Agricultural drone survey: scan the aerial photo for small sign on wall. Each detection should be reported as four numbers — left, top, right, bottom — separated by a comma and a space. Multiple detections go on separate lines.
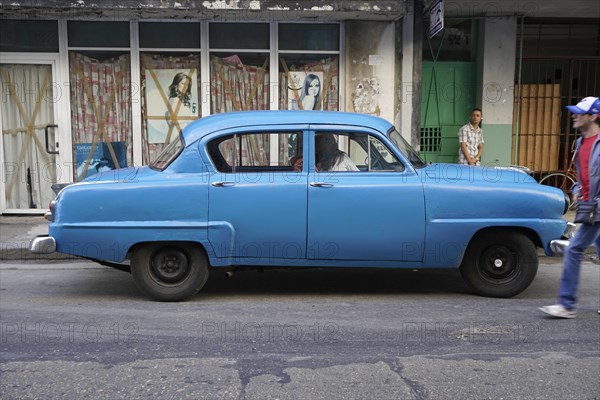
429, 0, 444, 39
368, 55, 384, 66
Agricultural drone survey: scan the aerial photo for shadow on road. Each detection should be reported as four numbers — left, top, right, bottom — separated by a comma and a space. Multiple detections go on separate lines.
200, 267, 472, 298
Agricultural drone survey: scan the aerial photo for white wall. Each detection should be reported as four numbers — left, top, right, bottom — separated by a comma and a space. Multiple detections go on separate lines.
477, 16, 517, 165
478, 16, 517, 124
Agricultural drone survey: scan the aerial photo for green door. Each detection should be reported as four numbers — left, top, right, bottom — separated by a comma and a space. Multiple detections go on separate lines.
421, 61, 476, 163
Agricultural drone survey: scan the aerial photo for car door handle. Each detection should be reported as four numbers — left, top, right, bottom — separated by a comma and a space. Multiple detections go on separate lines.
211, 181, 235, 187
310, 182, 334, 188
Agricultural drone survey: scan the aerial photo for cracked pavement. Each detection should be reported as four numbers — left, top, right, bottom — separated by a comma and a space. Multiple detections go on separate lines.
1, 261, 599, 399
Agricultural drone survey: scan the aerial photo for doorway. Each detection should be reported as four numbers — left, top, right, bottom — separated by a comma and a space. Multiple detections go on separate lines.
421, 61, 476, 163
0, 59, 65, 213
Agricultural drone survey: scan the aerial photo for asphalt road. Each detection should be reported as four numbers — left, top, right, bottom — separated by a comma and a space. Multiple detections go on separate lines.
1, 259, 599, 400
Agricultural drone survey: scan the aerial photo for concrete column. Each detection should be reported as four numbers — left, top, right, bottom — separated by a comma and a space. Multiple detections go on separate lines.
398, 2, 414, 144
396, 0, 423, 149
478, 16, 517, 166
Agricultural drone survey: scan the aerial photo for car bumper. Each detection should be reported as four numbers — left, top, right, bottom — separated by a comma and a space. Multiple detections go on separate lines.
30, 235, 56, 254
549, 222, 577, 256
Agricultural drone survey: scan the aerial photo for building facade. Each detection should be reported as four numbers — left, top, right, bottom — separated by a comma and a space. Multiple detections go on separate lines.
0, 0, 598, 213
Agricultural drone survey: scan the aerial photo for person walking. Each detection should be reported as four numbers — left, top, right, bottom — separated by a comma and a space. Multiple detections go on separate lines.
540, 96, 600, 318
458, 108, 484, 165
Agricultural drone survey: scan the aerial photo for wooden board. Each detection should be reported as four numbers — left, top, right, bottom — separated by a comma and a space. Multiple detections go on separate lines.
513, 83, 561, 172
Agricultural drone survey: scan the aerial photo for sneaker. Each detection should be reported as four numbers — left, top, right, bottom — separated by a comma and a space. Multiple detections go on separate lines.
539, 304, 576, 319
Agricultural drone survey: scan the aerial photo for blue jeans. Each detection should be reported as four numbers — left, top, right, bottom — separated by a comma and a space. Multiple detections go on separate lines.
558, 223, 600, 310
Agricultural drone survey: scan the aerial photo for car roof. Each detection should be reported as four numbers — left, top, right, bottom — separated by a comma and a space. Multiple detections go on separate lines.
181, 110, 394, 144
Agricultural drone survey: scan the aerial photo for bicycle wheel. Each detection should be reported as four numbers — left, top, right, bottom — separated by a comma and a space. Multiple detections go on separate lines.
538, 172, 577, 210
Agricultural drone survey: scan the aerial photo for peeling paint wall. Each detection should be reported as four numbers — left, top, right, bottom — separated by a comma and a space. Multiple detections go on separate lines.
0, 1, 405, 20
345, 21, 397, 124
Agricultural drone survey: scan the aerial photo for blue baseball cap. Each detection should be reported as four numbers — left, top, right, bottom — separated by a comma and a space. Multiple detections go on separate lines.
566, 97, 600, 115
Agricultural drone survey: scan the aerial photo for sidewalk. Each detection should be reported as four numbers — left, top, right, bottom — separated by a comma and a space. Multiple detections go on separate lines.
0, 215, 71, 261
0, 211, 595, 262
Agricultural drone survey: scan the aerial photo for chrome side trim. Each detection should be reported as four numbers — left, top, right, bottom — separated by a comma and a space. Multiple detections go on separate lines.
30, 235, 56, 254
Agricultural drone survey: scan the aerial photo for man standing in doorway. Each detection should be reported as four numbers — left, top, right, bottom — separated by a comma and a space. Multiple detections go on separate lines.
540, 96, 600, 319
458, 108, 484, 165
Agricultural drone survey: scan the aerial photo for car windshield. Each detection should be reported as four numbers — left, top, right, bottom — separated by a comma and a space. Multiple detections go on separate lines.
388, 128, 426, 168
150, 135, 184, 171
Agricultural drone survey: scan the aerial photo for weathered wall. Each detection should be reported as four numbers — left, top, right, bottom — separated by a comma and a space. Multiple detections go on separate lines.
476, 16, 517, 166
0, 0, 405, 20
345, 20, 397, 124
399, 0, 423, 149
397, 7, 413, 143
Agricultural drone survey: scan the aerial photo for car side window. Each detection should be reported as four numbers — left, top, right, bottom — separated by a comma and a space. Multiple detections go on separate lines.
315, 132, 404, 172
208, 132, 303, 173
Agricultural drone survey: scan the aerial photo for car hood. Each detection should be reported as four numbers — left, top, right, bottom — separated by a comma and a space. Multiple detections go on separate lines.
422, 162, 568, 220
423, 163, 536, 185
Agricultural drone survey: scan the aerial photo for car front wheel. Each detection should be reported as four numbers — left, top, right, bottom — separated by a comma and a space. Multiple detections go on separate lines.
131, 242, 209, 301
460, 231, 538, 298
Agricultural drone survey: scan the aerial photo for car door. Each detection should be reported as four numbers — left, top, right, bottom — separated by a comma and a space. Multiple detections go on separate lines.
207, 128, 308, 261
307, 126, 426, 262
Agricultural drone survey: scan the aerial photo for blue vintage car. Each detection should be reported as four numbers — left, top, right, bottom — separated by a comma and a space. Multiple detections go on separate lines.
31, 111, 570, 301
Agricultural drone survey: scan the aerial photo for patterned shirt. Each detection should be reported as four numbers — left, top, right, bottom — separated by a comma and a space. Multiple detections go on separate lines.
458, 123, 484, 165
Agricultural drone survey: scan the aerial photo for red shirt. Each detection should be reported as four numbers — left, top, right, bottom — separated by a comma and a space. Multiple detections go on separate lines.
578, 133, 598, 201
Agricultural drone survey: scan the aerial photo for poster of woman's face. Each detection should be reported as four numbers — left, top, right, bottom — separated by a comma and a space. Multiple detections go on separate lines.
287, 71, 323, 111
146, 69, 199, 144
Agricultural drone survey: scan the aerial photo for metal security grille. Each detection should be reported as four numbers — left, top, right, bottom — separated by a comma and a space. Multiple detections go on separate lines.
513, 20, 600, 175
420, 127, 442, 152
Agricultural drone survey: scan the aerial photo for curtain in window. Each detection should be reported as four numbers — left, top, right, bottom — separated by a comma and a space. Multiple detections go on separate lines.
211, 55, 270, 166
219, 134, 270, 167
0, 64, 56, 209
210, 55, 270, 113
69, 52, 132, 181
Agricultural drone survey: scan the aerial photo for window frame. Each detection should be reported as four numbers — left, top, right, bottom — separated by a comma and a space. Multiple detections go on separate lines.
207, 130, 304, 173
314, 131, 405, 173
277, 22, 343, 112
2, 19, 343, 185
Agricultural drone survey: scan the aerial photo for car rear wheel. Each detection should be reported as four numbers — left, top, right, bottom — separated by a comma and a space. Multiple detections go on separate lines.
460, 231, 538, 298
131, 242, 209, 301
